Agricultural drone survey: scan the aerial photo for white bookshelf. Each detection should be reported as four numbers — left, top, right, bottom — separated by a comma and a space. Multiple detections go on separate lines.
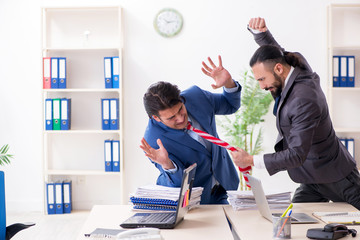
41, 6, 124, 212
328, 4, 360, 166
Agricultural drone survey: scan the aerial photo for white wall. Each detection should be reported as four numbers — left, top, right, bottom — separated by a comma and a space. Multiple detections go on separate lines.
0, 0, 358, 212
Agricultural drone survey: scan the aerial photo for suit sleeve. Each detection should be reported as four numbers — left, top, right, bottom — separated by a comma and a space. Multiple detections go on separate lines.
249, 28, 285, 51
152, 154, 184, 187
201, 82, 241, 115
264, 96, 322, 175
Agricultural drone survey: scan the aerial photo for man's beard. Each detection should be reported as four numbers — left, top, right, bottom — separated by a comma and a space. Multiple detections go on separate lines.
270, 73, 283, 98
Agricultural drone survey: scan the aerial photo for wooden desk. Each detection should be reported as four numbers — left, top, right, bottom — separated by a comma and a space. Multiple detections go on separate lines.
77, 205, 234, 240
224, 202, 360, 240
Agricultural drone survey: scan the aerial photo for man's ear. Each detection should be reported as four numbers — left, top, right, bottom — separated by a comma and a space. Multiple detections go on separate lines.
152, 115, 161, 122
273, 63, 284, 75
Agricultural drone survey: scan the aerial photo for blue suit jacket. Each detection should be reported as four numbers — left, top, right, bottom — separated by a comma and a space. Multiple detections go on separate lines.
144, 85, 241, 204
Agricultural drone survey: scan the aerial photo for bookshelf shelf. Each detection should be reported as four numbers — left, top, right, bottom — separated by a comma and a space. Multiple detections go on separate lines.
44, 130, 120, 134
43, 89, 120, 93
42, 6, 124, 213
47, 170, 121, 176
334, 128, 360, 134
43, 47, 121, 51
328, 4, 360, 166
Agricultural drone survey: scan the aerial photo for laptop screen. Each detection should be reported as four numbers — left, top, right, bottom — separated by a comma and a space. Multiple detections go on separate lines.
174, 163, 197, 224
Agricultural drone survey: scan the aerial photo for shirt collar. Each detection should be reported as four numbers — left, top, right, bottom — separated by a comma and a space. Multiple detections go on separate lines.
283, 66, 295, 90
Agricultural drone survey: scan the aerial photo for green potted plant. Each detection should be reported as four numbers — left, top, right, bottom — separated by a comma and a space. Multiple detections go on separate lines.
217, 70, 273, 190
0, 145, 13, 167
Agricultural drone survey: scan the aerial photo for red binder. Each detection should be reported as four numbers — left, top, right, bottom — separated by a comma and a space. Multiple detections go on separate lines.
43, 57, 51, 89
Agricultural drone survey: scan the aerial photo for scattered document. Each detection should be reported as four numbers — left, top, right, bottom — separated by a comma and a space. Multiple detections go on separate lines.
312, 211, 360, 225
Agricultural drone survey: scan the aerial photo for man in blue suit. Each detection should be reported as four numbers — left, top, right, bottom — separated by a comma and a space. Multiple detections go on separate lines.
140, 56, 241, 204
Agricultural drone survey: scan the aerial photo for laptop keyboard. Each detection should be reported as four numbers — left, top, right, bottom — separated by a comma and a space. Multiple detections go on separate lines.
135, 213, 176, 223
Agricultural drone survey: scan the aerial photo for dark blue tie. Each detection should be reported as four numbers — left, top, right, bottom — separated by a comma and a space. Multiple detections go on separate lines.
273, 96, 281, 116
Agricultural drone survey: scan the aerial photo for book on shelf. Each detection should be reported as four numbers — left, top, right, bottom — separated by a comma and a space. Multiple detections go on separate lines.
340, 138, 355, 159
104, 56, 120, 89
44, 98, 71, 131
43, 57, 67, 89
332, 55, 355, 87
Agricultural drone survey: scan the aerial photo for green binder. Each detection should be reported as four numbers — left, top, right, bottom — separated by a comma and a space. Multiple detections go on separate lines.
52, 98, 61, 130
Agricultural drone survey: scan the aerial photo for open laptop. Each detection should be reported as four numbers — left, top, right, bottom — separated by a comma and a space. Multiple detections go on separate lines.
120, 163, 197, 229
247, 174, 318, 224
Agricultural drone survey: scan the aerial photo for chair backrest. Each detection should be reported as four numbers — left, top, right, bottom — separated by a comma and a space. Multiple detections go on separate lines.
0, 171, 6, 240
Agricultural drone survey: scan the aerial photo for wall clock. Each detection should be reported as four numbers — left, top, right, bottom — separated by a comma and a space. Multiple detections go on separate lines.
154, 8, 183, 38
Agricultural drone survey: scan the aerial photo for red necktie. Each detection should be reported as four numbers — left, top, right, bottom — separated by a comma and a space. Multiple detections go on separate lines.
187, 122, 252, 188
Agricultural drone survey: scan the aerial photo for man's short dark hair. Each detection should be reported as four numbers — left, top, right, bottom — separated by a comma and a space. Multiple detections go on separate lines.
143, 81, 184, 118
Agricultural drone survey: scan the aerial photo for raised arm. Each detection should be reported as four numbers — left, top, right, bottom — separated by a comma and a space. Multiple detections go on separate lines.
248, 17, 285, 52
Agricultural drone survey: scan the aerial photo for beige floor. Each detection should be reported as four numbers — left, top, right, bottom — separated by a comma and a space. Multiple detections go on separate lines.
6, 211, 89, 240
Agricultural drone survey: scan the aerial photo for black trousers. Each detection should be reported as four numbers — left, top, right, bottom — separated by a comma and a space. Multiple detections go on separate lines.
209, 184, 228, 204
292, 168, 360, 210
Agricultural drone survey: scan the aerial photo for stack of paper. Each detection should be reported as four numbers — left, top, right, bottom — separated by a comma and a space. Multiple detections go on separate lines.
130, 185, 203, 211
227, 190, 292, 211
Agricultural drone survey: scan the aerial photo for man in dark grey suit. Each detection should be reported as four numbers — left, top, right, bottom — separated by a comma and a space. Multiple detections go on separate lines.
231, 17, 360, 210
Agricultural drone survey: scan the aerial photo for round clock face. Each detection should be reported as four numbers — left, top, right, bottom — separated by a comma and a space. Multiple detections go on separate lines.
154, 8, 183, 38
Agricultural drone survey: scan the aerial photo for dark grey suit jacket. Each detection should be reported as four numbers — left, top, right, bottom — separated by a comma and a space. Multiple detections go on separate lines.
252, 30, 356, 184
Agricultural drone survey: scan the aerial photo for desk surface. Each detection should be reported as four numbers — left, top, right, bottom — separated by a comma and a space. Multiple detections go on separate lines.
224, 202, 360, 240
77, 205, 234, 240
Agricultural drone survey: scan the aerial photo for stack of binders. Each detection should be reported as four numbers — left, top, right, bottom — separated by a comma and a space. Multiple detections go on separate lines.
333, 55, 355, 87
101, 98, 119, 130
45, 98, 71, 130
104, 139, 120, 172
129, 185, 203, 211
43, 57, 67, 89
46, 181, 72, 214
340, 138, 355, 159
104, 56, 120, 88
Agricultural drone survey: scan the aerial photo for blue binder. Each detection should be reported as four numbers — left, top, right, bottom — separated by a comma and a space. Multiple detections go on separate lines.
340, 138, 347, 149
104, 57, 112, 88
104, 140, 112, 172
101, 99, 110, 130
60, 98, 71, 130
110, 98, 119, 130
339, 56, 347, 87
55, 182, 64, 214
112, 140, 120, 172
347, 56, 355, 87
58, 57, 67, 88
45, 98, 53, 130
0, 171, 6, 240
347, 138, 355, 159
112, 56, 120, 88
332, 56, 340, 87
46, 182, 56, 215
62, 181, 72, 214
51, 57, 59, 88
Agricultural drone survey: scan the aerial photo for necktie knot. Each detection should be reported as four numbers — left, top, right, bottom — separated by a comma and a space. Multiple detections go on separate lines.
186, 122, 192, 131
